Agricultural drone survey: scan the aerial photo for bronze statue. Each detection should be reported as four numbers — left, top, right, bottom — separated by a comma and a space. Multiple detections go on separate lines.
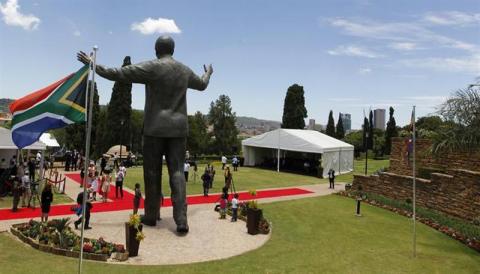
78, 36, 213, 233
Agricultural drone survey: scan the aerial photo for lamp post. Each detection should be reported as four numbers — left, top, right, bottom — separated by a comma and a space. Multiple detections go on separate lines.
364, 132, 369, 175
119, 119, 125, 167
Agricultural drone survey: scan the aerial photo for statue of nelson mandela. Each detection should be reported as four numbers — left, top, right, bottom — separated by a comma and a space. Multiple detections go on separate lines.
78, 36, 213, 233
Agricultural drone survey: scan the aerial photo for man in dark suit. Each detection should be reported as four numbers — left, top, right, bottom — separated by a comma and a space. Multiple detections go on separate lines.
78, 36, 213, 233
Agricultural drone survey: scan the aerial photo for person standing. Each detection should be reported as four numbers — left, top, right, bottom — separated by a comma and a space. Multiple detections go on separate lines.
113, 152, 119, 171
101, 172, 111, 202
41, 183, 53, 222
328, 168, 335, 189
201, 169, 211, 197
21, 172, 31, 208
11, 177, 22, 212
232, 156, 239, 171
100, 156, 107, 175
231, 193, 239, 222
221, 155, 227, 170
224, 166, 233, 193
183, 161, 190, 182
133, 183, 142, 214
27, 158, 36, 183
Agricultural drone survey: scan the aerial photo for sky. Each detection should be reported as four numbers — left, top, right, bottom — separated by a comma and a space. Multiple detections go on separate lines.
0, 0, 479, 129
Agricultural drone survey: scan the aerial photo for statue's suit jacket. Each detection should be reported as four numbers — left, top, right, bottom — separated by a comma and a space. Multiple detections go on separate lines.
96, 56, 210, 138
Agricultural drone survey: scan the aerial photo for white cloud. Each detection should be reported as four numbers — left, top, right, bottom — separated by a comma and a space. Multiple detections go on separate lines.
400, 55, 480, 74
73, 30, 81, 36
358, 68, 372, 74
0, 0, 40, 30
424, 11, 480, 26
131, 17, 181, 35
328, 18, 478, 53
390, 42, 418, 51
327, 45, 382, 58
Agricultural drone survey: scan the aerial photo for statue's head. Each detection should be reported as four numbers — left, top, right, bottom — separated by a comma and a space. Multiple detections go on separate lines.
123, 56, 131, 67
155, 36, 175, 57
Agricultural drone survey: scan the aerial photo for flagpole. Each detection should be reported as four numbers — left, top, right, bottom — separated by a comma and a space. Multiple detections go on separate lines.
412, 105, 416, 258
78, 45, 98, 274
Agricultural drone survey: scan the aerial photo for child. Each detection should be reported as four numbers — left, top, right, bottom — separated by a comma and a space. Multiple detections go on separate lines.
101, 172, 111, 202
89, 172, 98, 201
41, 183, 53, 222
219, 193, 227, 219
231, 193, 239, 222
133, 183, 141, 214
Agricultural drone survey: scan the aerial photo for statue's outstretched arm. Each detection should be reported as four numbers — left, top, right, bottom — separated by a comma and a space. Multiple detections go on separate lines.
188, 64, 213, 91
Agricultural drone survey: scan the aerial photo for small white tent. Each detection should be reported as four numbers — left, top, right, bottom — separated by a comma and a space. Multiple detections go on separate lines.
242, 129, 354, 178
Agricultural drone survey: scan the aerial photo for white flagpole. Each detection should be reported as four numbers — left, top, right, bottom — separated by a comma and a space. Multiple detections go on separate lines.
78, 45, 98, 274
412, 105, 416, 258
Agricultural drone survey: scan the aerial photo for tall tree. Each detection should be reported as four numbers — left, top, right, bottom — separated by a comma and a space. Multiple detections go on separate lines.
281, 84, 307, 129
208, 95, 239, 154
326, 110, 336, 137
384, 106, 398, 154
362, 116, 370, 152
130, 109, 144, 154
103, 56, 133, 153
368, 110, 374, 149
187, 111, 209, 156
64, 81, 100, 156
336, 113, 345, 139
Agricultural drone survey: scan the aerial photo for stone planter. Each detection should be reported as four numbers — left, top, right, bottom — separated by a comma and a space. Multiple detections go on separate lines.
125, 222, 142, 257
247, 208, 262, 235
113, 251, 129, 261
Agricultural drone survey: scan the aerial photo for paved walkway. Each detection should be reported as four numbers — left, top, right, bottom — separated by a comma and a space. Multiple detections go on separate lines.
0, 169, 344, 265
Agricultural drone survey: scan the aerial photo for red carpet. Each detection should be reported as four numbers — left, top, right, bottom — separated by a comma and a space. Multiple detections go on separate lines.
0, 173, 312, 221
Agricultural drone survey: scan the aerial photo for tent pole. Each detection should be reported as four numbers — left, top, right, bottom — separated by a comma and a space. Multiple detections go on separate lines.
338, 148, 341, 175
277, 149, 280, 172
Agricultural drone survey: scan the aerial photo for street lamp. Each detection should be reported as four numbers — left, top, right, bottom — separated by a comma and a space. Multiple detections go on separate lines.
364, 132, 369, 175
119, 119, 125, 167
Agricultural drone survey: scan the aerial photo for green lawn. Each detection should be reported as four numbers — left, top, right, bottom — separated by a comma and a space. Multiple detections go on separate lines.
122, 159, 389, 196
0, 191, 73, 209
0, 195, 478, 274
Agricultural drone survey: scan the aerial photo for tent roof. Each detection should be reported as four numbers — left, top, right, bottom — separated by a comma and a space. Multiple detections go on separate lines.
106, 145, 129, 157
241, 128, 353, 154
0, 127, 46, 150
39, 133, 60, 147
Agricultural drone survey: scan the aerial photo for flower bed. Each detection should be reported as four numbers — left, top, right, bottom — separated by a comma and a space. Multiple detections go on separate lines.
337, 191, 480, 253
10, 218, 128, 262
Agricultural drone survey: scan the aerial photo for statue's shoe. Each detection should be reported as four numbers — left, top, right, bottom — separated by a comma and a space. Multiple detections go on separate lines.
176, 224, 189, 234
140, 214, 157, 226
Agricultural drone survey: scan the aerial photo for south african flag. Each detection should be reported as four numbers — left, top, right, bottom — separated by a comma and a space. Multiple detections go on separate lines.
10, 65, 90, 149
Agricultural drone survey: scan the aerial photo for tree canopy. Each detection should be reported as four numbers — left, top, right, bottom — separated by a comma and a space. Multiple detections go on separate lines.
384, 106, 398, 155
325, 110, 335, 137
336, 113, 345, 139
281, 84, 307, 129
208, 95, 239, 154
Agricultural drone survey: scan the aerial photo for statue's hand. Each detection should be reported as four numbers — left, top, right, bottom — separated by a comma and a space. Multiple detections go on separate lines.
77, 51, 91, 65
203, 64, 213, 75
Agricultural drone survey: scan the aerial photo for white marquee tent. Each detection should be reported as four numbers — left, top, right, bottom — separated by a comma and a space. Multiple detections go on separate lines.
242, 129, 354, 178
0, 127, 46, 161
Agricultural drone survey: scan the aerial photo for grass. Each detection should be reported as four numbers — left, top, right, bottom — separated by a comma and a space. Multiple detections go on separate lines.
0, 191, 73, 209
122, 159, 390, 196
0, 194, 478, 274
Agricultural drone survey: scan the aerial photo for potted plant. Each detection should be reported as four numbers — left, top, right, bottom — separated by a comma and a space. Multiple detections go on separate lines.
246, 190, 262, 235
125, 214, 145, 257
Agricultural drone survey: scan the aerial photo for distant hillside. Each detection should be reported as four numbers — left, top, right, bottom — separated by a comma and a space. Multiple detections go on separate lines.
236, 116, 280, 129
0, 98, 14, 113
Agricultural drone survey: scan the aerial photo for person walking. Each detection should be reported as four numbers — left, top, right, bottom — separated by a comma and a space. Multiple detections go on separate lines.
224, 166, 233, 193
74, 191, 92, 230
40, 183, 53, 222
183, 161, 190, 182
328, 168, 335, 189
